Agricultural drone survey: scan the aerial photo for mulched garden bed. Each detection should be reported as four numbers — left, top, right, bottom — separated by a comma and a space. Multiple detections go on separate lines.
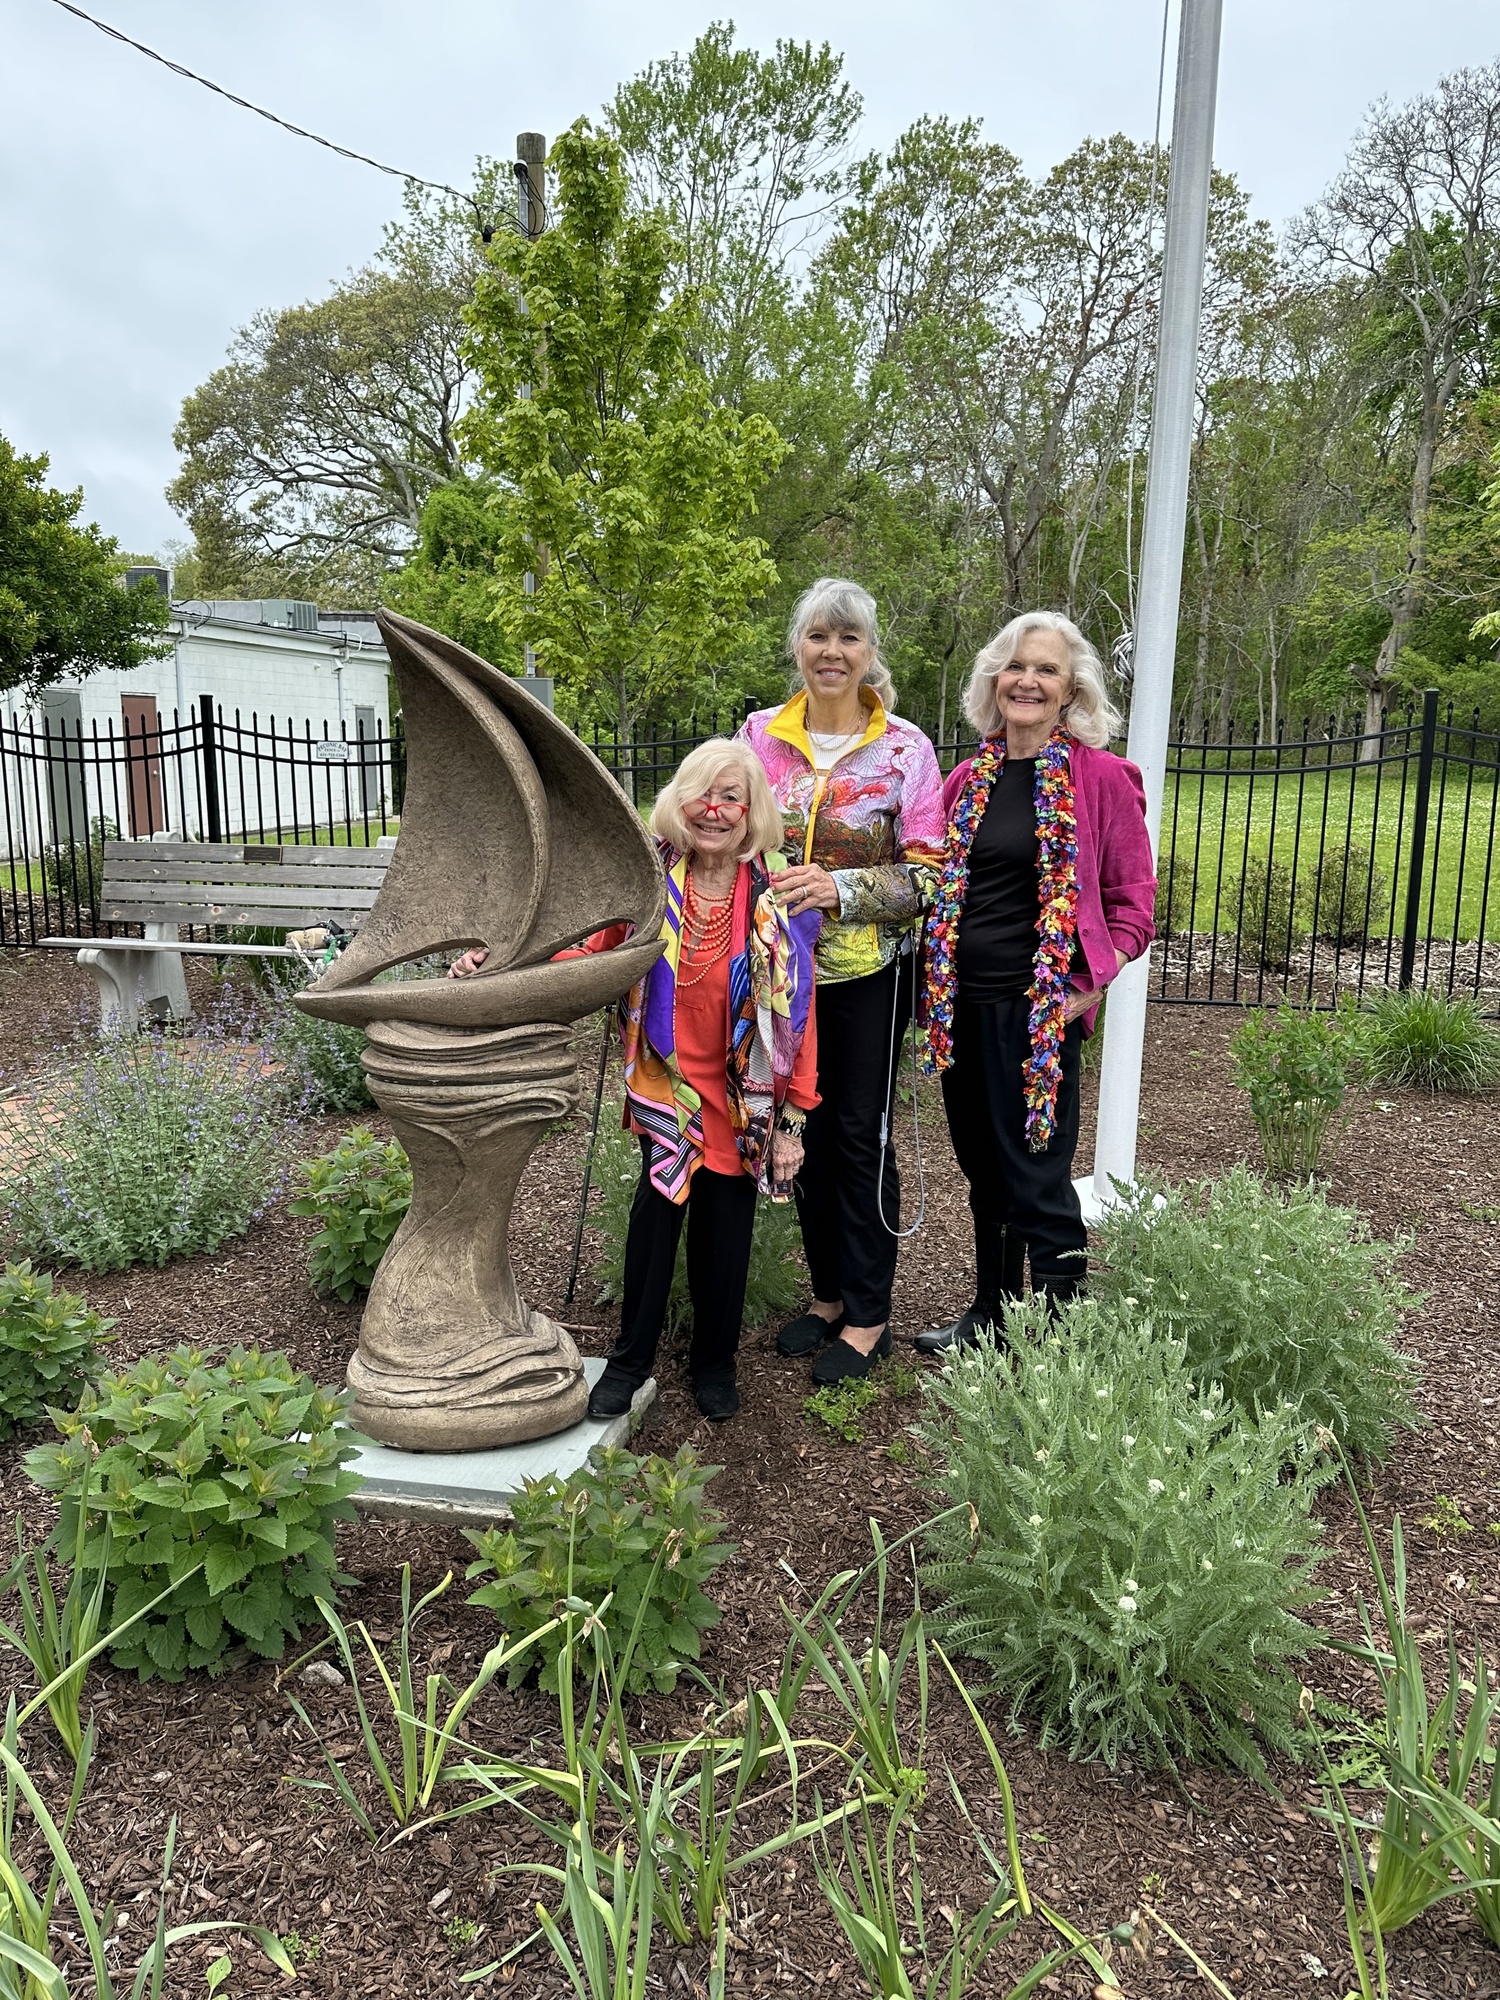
2, 950, 1498, 1998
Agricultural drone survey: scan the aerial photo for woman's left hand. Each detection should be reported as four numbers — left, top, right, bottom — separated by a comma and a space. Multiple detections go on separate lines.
776, 863, 840, 914
770, 1129, 805, 1182
1063, 987, 1101, 1023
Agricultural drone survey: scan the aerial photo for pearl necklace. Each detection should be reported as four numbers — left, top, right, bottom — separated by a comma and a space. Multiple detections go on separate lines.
678, 870, 735, 987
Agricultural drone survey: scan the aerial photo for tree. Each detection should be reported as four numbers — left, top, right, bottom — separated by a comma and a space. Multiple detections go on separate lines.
0, 437, 169, 695
169, 174, 501, 594
608, 21, 862, 401
442, 122, 784, 743
1294, 61, 1500, 739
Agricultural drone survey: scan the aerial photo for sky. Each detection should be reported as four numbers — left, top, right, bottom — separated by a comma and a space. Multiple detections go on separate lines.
3, 0, 1498, 560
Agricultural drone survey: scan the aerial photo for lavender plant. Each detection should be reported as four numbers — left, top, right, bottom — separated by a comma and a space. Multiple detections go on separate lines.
0, 1016, 297, 1272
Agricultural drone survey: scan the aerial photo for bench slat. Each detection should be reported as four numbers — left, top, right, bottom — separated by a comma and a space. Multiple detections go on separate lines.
102, 861, 390, 891
102, 898, 381, 927
102, 840, 394, 867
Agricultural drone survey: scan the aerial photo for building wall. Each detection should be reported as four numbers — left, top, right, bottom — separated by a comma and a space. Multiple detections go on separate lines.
1, 617, 394, 851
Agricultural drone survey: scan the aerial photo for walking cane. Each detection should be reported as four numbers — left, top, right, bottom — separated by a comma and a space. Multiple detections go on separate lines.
565, 1008, 613, 1305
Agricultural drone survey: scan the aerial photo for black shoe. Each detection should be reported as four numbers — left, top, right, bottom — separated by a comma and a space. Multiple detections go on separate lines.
777, 1309, 844, 1357
587, 1365, 640, 1420
913, 1305, 1002, 1356
810, 1324, 892, 1386
693, 1374, 740, 1422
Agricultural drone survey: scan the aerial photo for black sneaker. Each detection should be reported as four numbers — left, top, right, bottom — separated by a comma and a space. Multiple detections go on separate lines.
810, 1324, 892, 1385
587, 1366, 640, 1420
693, 1375, 740, 1422
777, 1309, 845, 1357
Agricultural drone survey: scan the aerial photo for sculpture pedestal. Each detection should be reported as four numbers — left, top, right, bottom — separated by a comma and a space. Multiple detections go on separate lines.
349, 1018, 590, 1451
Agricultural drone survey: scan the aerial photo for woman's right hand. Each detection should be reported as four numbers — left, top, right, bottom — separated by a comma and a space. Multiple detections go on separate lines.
447, 946, 490, 980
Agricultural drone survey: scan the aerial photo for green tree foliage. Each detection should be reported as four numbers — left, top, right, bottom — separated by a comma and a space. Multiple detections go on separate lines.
169, 175, 500, 598
0, 438, 168, 694
441, 121, 785, 736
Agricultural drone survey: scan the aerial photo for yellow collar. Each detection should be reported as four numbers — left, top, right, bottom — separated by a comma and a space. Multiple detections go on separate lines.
766, 686, 887, 763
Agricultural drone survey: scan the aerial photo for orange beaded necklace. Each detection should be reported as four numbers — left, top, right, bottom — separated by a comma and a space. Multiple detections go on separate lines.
678, 868, 736, 988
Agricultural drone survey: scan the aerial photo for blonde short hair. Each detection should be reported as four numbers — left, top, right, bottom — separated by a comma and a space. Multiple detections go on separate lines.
650, 738, 785, 859
786, 576, 898, 713
962, 611, 1122, 749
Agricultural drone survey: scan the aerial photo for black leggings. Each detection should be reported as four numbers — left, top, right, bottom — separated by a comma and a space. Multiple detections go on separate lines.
609, 1139, 758, 1387
795, 956, 911, 1326
940, 994, 1087, 1304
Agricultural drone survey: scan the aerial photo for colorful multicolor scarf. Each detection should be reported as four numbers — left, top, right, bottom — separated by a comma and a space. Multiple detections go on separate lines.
620, 846, 818, 1202
919, 727, 1079, 1151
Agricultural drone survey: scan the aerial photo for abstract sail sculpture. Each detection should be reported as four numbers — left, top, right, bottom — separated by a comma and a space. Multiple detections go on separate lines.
295, 612, 665, 1451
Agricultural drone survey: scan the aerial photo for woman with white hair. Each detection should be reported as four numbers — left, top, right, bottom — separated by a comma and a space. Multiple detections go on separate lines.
914, 611, 1156, 1354
740, 578, 946, 1386
451, 738, 820, 1421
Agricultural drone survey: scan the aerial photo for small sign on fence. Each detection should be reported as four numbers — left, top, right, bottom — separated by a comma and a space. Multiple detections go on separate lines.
313, 740, 351, 763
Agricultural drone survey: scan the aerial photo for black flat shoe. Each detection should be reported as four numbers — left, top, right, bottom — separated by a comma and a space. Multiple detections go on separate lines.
913, 1305, 1003, 1356
587, 1366, 641, 1420
693, 1375, 740, 1422
810, 1324, 892, 1385
777, 1309, 845, 1357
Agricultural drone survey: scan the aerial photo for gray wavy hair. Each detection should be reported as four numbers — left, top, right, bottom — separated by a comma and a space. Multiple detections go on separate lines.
785, 577, 898, 713
962, 611, 1122, 748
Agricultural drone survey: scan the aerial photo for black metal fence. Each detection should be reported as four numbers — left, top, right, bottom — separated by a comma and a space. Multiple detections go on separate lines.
10, 689, 1499, 1012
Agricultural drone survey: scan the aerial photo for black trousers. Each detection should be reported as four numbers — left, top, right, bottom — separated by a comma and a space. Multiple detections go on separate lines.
610, 1139, 757, 1387
940, 994, 1087, 1304
795, 955, 911, 1326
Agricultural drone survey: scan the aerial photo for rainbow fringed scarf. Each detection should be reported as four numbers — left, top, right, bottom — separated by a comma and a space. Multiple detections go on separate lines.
919, 727, 1079, 1151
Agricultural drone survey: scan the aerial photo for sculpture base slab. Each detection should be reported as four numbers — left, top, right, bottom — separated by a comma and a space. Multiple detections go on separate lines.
346, 1360, 657, 1527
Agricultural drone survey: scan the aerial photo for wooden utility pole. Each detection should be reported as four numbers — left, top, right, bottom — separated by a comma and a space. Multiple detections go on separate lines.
515, 132, 546, 240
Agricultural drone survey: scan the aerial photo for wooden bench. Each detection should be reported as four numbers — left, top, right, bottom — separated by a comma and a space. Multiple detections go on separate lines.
42, 837, 395, 1030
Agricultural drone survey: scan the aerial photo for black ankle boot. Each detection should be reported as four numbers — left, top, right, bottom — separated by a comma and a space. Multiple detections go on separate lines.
913, 1303, 1003, 1355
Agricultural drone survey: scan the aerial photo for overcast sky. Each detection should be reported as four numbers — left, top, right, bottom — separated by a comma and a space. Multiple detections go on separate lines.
3, 0, 1497, 560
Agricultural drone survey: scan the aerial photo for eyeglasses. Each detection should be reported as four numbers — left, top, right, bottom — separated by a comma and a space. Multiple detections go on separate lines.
685, 795, 749, 823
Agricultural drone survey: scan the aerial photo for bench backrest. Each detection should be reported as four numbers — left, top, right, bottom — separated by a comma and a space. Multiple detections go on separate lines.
99, 840, 394, 930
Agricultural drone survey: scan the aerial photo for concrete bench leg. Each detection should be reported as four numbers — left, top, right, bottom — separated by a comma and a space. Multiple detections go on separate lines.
76, 927, 190, 1033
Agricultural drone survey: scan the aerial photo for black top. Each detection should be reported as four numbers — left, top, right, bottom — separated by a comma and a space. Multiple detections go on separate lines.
955, 758, 1042, 1000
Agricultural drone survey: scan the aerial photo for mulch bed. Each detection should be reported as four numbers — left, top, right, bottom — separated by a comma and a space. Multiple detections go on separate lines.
2, 952, 1499, 1998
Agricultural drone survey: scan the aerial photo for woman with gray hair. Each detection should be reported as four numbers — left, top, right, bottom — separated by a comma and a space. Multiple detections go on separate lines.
740, 578, 947, 1385
914, 610, 1156, 1353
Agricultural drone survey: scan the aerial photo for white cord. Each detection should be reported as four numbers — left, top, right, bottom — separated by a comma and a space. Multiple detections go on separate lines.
877, 940, 926, 1239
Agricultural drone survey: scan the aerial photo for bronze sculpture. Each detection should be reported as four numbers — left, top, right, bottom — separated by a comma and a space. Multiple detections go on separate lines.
294, 612, 664, 1451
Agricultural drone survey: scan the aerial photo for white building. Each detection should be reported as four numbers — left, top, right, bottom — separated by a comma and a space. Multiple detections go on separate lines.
6, 595, 395, 851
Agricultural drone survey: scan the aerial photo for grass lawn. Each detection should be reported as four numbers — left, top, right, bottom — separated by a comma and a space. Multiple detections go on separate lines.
1159, 760, 1500, 942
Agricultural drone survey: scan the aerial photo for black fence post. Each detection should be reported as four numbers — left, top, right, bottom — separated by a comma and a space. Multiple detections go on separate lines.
198, 694, 223, 844
1398, 688, 1440, 990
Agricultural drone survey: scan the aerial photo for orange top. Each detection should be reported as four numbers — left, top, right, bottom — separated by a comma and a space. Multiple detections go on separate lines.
674, 930, 820, 1177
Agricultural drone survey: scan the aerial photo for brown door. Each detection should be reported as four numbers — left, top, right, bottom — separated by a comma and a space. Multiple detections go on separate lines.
121, 694, 164, 836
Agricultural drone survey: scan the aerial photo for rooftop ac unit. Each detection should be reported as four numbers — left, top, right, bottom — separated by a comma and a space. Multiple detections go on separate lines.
124, 565, 170, 597
261, 599, 318, 632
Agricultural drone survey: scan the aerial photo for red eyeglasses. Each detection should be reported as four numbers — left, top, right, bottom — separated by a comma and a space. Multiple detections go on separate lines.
684, 796, 749, 823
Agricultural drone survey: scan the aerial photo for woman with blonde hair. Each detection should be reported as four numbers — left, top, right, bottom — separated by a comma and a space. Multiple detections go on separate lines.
914, 611, 1156, 1354
740, 578, 946, 1385
451, 737, 820, 1421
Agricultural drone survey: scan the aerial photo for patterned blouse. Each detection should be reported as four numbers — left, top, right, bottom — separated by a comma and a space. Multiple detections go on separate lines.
740, 690, 946, 985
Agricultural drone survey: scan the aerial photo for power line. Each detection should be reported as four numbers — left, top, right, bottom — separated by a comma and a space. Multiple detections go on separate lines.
45, 0, 516, 238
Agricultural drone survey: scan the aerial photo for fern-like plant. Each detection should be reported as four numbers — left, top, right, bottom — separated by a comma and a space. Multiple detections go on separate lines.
1092, 1166, 1420, 1462
919, 1302, 1328, 1774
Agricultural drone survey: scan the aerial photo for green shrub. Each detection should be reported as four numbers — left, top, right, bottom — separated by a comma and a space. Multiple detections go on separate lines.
1, 1027, 294, 1272
464, 1445, 733, 1695
25, 1345, 362, 1681
1092, 1165, 1421, 1461
0, 1261, 110, 1437
919, 1302, 1328, 1774
591, 1103, 804, 1333
1361, 986, 1500, 1094
1154, 854, 1193, 936
1310, 846, 1387, 945
1229, 999, 1362, 1178
290, 1128, 412, 1300
262, 960, 375, 1113
41, 815, 116, 915
1232, 855, 1307, 971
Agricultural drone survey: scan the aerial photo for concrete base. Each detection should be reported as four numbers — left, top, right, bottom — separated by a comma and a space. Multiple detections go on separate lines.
346, 1358, 656, 1526
1073, 1173, 1112, 1226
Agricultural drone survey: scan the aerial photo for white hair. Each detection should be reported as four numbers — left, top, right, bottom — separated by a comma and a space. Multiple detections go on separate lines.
962, 611, 1122, 749
650, 738, 785, 859
785, 576, 898, 713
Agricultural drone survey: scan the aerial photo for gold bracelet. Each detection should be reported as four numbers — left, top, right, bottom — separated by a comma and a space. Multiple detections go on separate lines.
776, 1106, 807, 1137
